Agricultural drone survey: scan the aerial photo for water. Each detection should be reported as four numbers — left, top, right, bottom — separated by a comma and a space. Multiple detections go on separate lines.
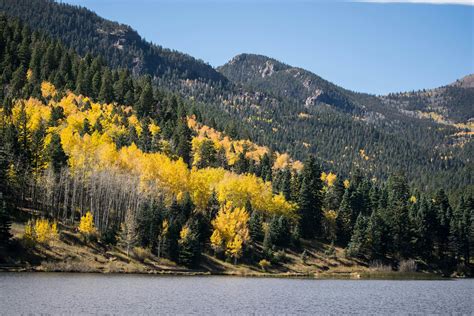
0, 273, 472, 315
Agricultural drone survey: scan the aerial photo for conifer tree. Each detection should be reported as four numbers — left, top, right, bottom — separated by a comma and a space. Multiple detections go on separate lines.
297, 156, 323, 238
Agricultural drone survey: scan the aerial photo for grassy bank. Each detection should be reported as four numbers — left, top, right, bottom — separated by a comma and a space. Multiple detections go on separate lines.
0, 221, 449, 279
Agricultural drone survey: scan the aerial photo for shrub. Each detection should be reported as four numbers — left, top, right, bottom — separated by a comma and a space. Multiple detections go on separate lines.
24, 218, 59, 245
259, 259, 271, 271
78, 212, 95, 235
132, 247, 151, 263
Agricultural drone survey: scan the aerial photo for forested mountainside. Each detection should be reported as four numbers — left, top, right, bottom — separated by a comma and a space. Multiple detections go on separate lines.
0, 0, 227, 84
0, 0, 471, 195
218, 54, 473, 193
381, 74, 474, 123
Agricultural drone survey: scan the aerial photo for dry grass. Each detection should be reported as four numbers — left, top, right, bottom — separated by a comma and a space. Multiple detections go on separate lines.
399, 259, 417, 273
370, 260, 393, 272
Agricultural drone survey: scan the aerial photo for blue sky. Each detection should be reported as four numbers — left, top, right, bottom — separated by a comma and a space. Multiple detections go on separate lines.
62, 0, 473, 95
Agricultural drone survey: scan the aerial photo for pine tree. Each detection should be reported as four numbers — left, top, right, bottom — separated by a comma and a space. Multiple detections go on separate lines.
137, 81, 154, 118
178, 223, 201, 268
346, 213, 368, 258
175, 119, 192, 166
248, 202, 263, 243
138, 119, 152, 153
46, 133, 68, 174
98, 69, 113, 103
297, 156, 323, 238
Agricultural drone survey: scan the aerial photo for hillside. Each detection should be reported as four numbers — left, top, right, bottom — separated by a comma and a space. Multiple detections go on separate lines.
0, 0, 227, 84
218, 53, 473, 192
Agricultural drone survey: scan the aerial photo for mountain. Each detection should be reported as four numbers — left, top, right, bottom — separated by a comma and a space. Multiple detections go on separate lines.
0, 0, 227, 84
218, 53, 359, 113
218, 53, 472, 192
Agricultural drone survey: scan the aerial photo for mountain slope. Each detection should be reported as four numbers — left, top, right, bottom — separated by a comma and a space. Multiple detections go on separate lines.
218, 53, 472, 192
218, 53, 360, 113
1, 0, 471, 193
0, 0, 227, 84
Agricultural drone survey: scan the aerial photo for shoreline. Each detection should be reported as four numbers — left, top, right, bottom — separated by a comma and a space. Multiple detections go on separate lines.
0, 266, 452, 280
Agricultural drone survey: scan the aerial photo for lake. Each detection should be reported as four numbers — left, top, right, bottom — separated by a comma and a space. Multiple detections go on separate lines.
0, 273, 472, 314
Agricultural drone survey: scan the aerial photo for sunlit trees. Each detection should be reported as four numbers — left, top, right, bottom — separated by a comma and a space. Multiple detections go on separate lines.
78, 211, 95, 236
23, 218, 59, 245
210, 202, 249, 263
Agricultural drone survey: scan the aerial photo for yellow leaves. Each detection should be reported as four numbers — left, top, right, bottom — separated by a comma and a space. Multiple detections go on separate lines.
10, 92, 295, 220
41, 81, 57, 99
227, 234, 244, 258
12, 98, 51, 132
322, 209, 337, 241
24, 218, 59, 244
210, 202, 249, 259
161, 220, 169, 236
273, 153, 290, 170
343, 179, 350, 189
210, 230, 223, 252
189, 168, 226, 210
217, 173, 296, 217
359, 149, 370, 161
259, 259, 271, 271
321, 172, 337, 188
78, 211, 95, 235
149, 122, 160, 136
180, 225, 190, 240
24, 220, 35, 242
128, 115, 142, 135
409, 195, 417, 204
26, 69, 33, 81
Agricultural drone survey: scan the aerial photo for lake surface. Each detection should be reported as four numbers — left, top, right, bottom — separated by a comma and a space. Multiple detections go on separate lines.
0, 273, 472, 315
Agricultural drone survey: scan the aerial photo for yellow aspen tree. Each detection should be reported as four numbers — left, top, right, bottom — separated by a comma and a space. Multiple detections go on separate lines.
78, 211, 95, 235
210, 202, 249, 263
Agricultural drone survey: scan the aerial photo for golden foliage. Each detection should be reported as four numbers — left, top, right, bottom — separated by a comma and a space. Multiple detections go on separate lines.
259, 259, 271, 271
210, 202, 249, 259
321, 172, 337, 188
343, 179, 350, 189
78, 211, 95, 235
10, 92, 295, 219
41, 81, 57, 99
24, 218, 59, 244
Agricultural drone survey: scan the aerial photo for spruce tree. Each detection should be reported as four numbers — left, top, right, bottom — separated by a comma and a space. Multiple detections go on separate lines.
297, 156, 323, 238
46, 133, 68, 174
137, 81, 154, 118
346, 214, 368, 258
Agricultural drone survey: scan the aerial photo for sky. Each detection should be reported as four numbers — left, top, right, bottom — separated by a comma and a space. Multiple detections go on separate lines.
62, 0, 473, 95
